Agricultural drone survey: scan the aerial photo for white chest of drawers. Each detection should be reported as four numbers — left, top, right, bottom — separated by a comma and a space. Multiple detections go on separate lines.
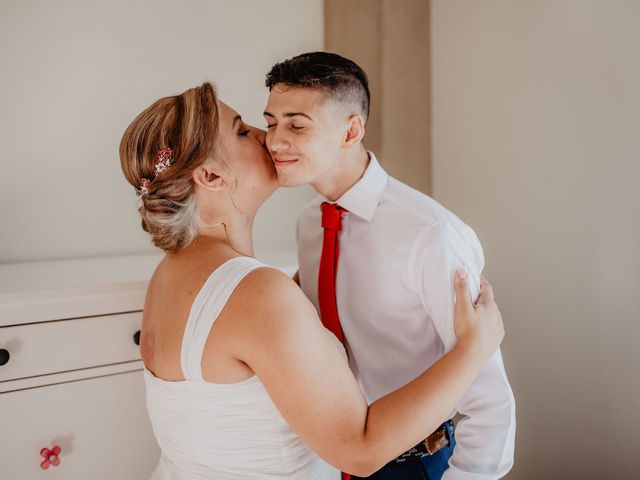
0, 254, 165, 479
0, 250, 296, 479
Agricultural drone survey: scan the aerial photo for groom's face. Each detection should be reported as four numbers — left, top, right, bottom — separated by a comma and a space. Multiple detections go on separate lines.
264, 84, 348, 188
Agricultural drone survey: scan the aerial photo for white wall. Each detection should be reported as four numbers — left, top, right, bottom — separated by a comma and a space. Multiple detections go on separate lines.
0, 0, 322, 263
432, 1, 640, 478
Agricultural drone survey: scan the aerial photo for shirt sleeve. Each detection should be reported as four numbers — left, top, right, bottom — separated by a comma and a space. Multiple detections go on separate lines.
410, 221, 516, 479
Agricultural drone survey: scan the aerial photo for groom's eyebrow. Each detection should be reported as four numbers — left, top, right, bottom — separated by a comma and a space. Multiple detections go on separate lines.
263, 111, 314, 121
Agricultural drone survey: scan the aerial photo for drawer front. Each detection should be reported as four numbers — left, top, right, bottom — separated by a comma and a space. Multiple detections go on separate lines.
0, 370, 160, 479
0, 312, 142, 382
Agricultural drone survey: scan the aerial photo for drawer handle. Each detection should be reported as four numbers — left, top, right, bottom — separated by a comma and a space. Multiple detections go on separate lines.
40, 445, 61, 470
133, 330, 141, 346
0, 349, 9, 366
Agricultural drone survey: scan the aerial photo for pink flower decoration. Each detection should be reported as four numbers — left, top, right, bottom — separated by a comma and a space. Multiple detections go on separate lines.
40, 445, 61, 470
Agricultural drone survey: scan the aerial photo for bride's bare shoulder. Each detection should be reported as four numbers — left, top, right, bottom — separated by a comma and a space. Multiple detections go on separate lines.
230, 266, 317, 324
236, 266, 304, 301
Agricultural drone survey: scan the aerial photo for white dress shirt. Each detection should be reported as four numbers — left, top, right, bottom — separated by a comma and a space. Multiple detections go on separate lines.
296, 153, 516, 479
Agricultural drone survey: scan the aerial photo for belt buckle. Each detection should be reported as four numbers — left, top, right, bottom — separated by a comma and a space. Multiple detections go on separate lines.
393, 421, 453, 463
424, 427, 449, 455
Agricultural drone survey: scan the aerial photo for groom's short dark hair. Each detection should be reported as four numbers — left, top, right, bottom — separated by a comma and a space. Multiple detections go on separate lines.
265, 51, 370, 121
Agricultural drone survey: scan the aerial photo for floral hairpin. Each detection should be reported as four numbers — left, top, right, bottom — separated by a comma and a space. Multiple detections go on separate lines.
136, 178, 151, 196
136, 147, 173, 196
154, 147, 173, 175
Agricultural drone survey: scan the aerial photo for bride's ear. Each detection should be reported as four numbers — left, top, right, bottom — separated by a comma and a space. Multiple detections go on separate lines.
192, 160, 226, 191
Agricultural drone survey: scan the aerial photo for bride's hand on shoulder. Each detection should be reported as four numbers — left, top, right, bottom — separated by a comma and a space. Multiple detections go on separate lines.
453, 270, 504, 360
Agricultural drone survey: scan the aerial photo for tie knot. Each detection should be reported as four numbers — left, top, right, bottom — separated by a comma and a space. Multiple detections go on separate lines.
321, 202, 347, 230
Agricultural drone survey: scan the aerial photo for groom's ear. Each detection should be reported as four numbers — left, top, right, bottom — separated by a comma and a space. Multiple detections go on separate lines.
192, 160, 226, 191
342, 114, 366, 148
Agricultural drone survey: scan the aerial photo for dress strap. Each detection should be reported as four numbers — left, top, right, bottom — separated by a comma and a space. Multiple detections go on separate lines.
180, 256, 265, 381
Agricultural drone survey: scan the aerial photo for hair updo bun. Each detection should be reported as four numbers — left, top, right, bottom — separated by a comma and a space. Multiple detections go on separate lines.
119, 82, 221, 253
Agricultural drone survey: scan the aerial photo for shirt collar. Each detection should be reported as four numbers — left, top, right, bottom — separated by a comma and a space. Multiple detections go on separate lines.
331, 151, 388, 222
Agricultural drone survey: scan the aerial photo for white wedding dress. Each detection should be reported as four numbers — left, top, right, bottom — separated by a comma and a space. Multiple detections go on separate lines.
144, 256, 340, 480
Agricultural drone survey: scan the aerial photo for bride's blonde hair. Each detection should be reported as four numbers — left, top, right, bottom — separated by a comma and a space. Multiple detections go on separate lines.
119, 82, 223, 253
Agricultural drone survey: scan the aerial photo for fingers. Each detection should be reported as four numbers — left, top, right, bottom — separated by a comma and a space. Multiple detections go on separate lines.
454, 268, 473, 314
477, 275, 495, 305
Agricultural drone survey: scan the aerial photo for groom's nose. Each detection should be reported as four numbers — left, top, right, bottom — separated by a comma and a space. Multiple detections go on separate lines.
266, 127, 288, 154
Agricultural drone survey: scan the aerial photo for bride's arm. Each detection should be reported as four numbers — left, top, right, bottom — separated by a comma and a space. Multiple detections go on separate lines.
233, 268, 502, 477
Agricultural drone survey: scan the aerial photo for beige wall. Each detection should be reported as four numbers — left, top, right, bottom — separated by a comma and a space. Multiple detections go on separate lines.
325, 0, 431, 193
325, 0, 383, 157
0, 0, 322, 263
432, 1, 640, 478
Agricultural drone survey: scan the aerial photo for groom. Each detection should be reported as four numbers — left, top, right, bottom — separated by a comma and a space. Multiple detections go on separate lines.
263, 52, 515, 480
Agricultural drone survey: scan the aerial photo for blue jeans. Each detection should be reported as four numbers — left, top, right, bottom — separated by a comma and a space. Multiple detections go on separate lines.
352, 421, 456, 480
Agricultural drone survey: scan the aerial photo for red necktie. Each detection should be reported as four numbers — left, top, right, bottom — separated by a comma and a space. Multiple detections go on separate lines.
318, 202, 351, 480
318, 202, 348, 344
